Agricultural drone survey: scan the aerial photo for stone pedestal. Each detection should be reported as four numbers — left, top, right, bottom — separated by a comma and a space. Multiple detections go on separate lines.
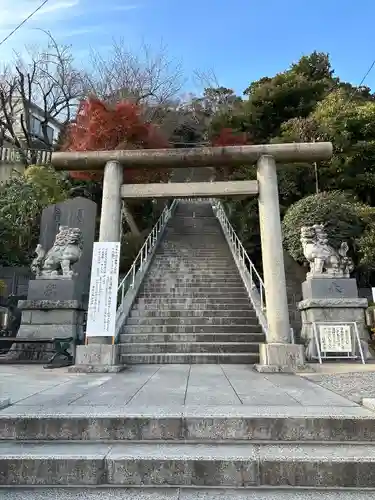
27, 278, 83, 301
5, 298, 85, 362
68, 344, 126, 373
4, 279, 85, 362
254, 343, 309, 373
298, 277, 370, 361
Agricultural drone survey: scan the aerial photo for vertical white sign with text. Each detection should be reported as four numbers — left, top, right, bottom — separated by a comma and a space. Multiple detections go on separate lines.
86, 242, 121, 338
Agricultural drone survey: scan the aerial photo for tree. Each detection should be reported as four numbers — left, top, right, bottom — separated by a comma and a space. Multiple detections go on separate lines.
83, 40, 183, 127
277, 89, 375, 203
0, 166, 70, 266
282, 191, 375, 282
0, 31, 83, 162
62, 96, 171, 235
242, 51, 334, 142
63, 97, 170, 181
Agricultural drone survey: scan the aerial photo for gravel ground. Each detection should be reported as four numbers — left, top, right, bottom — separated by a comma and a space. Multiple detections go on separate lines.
304, 371, 375, 403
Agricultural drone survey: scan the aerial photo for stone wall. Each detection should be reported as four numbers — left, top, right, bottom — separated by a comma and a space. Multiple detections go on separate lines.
0, 164, 25, 184
0, 267, 32, 304
283, 251, 306, 341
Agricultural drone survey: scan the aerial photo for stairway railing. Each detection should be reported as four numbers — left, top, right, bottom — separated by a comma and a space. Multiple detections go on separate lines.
115, 199, 178, 340
212, 200, 268, 336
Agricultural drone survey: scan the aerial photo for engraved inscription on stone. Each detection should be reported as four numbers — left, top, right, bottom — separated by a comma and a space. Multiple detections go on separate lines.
43, 283, 57, 298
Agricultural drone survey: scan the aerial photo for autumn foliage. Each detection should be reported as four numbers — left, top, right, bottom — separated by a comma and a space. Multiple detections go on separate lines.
63, 97, 170, 183
211, 128, 250, 147
210, 128, 251, 180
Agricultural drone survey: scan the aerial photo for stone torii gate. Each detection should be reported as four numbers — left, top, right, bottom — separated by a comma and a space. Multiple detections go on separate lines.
52, 142, 333, 371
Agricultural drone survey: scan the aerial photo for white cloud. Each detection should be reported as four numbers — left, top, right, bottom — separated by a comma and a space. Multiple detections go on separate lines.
110, 4, 139, 11
0, 0, 140, 61
34, 0, 79, 17
0, 0, 79, 29
60, 26, 101, 37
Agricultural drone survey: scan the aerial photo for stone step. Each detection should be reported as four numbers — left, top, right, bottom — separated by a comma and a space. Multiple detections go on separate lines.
119, 332, 265, 343
140, 287, 247, 293
1, 441, 375, 487
119, 342, 260, 354
121, 352, 259, 364
137, 292, 250, 299
0, 488, 372, 500
149, 266, 239, 271
134, 299, 252, 308
157, 248, 232, 252
122, 325, 262, 334
154, 256, 234, 260
1, 408, 374, 441
147, 272, 241, 277
155, 249, 231, 252
142, 282, 243, 288
126, 317, 258, 326
130, 310, 256, 318
146, 272, 241, 278
136, 296, 251, 309
153, 258, 234, 262
142, 279, 243, 285
158, 244, 230, 248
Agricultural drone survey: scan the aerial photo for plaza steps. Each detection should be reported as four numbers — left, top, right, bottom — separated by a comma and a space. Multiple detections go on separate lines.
1, 408, 375, 491
118, 200, 265, 364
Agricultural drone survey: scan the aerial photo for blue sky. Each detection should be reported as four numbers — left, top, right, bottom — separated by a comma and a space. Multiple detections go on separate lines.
0, 0, 374, 96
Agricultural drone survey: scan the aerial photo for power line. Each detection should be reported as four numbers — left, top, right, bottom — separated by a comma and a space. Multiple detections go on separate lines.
0, 0, 50, 48
344, 57, 375, 109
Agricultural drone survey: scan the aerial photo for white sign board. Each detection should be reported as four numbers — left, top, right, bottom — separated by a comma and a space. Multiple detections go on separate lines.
86, 242, 121, 337
319, 324, 352, 353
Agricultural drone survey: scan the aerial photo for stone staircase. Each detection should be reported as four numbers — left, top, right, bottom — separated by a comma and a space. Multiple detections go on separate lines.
118, 200, 265, 364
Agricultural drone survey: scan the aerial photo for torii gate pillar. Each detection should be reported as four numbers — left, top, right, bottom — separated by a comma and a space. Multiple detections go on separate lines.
255, 155, 306, 372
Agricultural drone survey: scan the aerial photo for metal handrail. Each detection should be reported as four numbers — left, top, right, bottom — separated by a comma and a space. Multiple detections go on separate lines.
212, 199, 268, 336
115, 199, 177, 337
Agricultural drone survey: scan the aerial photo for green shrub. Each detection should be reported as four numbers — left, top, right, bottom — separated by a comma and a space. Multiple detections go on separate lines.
282, 191, 366, 263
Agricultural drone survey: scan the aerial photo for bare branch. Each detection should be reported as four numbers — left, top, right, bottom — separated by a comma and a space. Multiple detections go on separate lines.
0, 30, 84, 159
84, 39, 184, 107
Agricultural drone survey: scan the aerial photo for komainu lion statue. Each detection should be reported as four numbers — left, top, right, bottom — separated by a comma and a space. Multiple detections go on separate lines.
31, 226, 83, 279
300, 224, 354, 279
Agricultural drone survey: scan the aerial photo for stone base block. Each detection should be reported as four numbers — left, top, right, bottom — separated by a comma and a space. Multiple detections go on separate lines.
68, 364, 126, 373
298, 298, 371, 361
302, 278, 358, 299
72, 344, 126, 373
0, 398, 10, 410
4, 300, 85, 363
254, 343, 309, 373
27, 279, 83, 301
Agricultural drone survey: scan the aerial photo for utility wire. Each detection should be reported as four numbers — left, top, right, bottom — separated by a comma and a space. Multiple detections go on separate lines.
343, 57, 375, 109
0, 0, 50, 48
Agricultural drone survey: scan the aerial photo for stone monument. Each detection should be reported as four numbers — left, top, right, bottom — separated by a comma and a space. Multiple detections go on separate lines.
298, 224, 370, 360
7, 198, 97, 362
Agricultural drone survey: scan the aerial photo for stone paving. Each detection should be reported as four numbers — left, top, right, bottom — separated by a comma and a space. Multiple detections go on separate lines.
0, 364, 362, 413
0, 364, 374, 498
0, 488, 372, 500
304, 370, 375, 404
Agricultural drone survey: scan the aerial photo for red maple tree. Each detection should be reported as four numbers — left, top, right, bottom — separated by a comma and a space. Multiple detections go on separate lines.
211, 128, 250, 147
63, 97, 170, 183
210, 128, 251, 180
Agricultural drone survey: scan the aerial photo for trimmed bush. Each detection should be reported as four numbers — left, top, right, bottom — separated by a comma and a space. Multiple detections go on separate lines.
282, 191, 365, 263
